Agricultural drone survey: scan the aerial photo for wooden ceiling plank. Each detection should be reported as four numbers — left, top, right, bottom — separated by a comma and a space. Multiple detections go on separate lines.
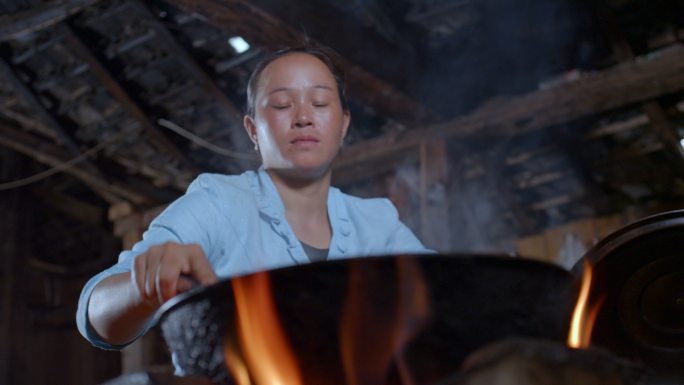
57, 23, 199, 174
0, 122, 152, 205
334, 44, 684, 171
127, 0, 244, 125
595, 4, 684, 161
0, 55, 116, 191
0, 56, 84, 155
0, 105, 58, 140
0, 0, 103, 42
162, 0, 441, 126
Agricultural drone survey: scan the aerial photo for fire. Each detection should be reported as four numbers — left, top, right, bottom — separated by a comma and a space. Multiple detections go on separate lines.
339, 257, 430, 385
224, 339, 250, 385
223, 258, 431, 385
226, 271, 303, 385
567, 260, 605, 349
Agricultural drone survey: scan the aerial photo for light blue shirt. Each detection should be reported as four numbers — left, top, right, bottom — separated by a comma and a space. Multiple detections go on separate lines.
76, 168, 431, 350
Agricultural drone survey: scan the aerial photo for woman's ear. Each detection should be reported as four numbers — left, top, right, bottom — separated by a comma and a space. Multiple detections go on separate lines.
243, 115, 258, 145
341, 110, 351, 141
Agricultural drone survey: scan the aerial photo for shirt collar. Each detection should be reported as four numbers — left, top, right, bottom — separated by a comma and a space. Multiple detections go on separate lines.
251, 166, 285, 219
249, 167, 352, 250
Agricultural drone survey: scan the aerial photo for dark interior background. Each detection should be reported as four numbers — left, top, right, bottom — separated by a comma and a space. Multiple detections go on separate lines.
1, 0, 683, 384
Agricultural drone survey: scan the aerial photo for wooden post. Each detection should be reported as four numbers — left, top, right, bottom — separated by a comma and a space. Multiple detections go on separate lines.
111, 208, 149, 373
110, 203, 169, 374
419, 139, 450, 251
0, 148, 20, 384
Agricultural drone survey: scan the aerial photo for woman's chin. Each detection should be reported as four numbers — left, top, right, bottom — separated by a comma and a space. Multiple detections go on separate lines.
268, 159, 333, 181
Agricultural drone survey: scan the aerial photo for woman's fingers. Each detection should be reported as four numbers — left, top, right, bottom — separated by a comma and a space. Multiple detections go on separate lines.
144, 246, 163, 300
130, 242, 217, 306
187, 244, 218, 285
157, 244, 186, 302
132, 242, 217, 305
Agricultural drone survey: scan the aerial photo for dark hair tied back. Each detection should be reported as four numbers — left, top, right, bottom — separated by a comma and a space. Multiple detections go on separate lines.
245, 44, 349, 117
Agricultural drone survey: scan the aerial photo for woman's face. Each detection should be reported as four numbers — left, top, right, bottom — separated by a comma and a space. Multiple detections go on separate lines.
244, 53, 350, 179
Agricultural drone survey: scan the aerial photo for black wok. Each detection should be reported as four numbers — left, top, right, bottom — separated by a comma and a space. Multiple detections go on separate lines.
153, 254, 576, 385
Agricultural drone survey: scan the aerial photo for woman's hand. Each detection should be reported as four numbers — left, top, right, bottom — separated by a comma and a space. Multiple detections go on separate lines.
131, 242, 218, 306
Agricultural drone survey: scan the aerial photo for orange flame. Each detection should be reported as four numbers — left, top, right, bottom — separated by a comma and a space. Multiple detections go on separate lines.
224, 339, 250, 385
567, 260, 605, 349
339, 257, 430, 385
226, 272, 303, 385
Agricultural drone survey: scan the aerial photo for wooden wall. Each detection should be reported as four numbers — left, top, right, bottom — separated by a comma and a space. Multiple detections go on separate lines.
514, 203, 684, 268
515, 210, 639, 269
0, 148, 121, 385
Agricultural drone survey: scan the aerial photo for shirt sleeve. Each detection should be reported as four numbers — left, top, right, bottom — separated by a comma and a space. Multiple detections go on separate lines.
387, 220, 436, 255
76, 175, 222, 349
380, 199, 436, 255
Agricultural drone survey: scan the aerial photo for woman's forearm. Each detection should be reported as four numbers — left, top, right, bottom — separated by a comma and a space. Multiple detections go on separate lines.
87, 272, 158, 346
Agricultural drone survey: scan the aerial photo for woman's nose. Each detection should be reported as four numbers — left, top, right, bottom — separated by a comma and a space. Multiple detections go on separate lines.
293, 104, 313, 128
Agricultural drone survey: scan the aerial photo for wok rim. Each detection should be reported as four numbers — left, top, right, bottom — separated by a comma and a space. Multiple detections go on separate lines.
151, 252, 572, 328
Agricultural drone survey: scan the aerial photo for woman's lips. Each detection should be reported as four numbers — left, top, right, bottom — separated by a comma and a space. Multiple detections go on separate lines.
290, 135, 319, 144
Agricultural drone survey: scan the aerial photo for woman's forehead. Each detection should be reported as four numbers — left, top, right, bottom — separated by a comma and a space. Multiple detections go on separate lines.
258, 53, 337, 93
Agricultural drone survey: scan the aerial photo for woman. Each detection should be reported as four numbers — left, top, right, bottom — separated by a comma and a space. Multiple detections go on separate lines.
77, 45, 430, 350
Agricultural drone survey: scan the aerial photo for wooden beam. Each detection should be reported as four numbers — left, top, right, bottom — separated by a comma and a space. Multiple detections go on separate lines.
0, 123, 153, 205
163, 0, 441, 126
0, 56, 122, 202
0, 0, 102, 42
596, 4, 684, 161
0, 57, 85, 157
0, 105, 59, 141
334, 44, 684, 171
126, 0, 244, 125
56, 23, 199, 174
419, 139, 450, 251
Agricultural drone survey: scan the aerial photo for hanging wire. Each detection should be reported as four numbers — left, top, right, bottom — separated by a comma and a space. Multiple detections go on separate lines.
0, 142, 108, 191
157, 118, 256, 161
0, 117, 256, 191
0, 129, 127, 191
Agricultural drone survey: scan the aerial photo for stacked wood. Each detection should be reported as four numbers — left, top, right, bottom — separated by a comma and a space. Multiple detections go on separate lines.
451, 338, 650, 385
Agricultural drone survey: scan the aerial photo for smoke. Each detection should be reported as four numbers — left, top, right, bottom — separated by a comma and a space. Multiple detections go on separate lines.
410, 0, 600, 118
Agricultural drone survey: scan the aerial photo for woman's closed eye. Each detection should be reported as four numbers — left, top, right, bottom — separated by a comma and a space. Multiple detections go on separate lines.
271, 103, 291, 110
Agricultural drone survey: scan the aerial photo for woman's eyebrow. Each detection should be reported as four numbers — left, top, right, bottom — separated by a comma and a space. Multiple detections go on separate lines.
267, 85, 334, 95
312, 85, 334, 91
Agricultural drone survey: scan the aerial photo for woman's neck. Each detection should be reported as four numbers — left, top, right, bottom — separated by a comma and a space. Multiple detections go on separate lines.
266, 168, 332, 248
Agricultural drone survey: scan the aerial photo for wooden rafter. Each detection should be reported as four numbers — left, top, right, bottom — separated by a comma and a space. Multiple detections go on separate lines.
0, 122, 153, 205
126, 0, 244, 125
0, 56, 89, 161
596, 4, 684, 161
57, 23, 198, 174
0, 0, 102, 42
0, 55, 122, 202
163, 0, 441, 126
334, 44, 684, 172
